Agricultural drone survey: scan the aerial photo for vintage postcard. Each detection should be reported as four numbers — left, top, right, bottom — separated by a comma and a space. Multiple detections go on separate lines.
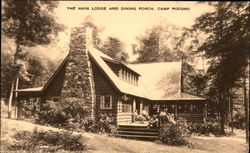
1, 1, 249, 153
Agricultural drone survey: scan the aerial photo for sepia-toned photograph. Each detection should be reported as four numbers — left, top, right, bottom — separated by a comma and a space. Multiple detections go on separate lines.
1, 1, 249, 153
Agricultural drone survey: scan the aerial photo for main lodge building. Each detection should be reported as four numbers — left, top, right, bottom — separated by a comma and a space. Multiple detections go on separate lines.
14, 26, 207, 124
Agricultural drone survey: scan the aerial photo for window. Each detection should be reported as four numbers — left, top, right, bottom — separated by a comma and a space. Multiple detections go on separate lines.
128, 73, 131, 83
119, 69, 122, 79
135, 76, 138, 85
119, 68, 139, 86
118, 101, 131, 113
123, 70, 126, 81
126, 71, 129, 82
100, 95, 112, 109
122, 103, 131, 113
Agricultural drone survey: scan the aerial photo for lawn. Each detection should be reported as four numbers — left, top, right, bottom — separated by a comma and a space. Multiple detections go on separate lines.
1, 118, 248, 153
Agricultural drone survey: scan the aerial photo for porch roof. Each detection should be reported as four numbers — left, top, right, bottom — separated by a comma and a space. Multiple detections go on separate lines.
14, 87, 43, 97
14, 87, 43, 92
180, 93, 206, 100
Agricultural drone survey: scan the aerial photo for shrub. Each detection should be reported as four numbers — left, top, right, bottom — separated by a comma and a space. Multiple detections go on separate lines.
187, 120, 220, 136
19, 98, 40, 120
38, 97, 90, 127
83, 118, 100, 133
83, 113, 116, 134
10, 128, 87, 152
233, 109, 246, 129
159, 118, 189, 145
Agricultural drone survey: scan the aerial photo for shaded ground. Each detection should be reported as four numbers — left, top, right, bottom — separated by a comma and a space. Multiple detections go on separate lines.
1, 118, 248, 153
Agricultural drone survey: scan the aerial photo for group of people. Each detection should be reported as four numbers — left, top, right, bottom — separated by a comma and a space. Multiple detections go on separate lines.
133, 109, 148, 124
133, 108, 176, 128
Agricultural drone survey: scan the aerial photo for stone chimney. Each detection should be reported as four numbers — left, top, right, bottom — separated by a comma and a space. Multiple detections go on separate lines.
61, 26, 95, 118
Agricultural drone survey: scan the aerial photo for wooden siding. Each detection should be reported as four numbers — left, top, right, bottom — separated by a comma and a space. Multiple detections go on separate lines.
117, 112, 132, 124
178, 113, 203, 122
91, 58, 120, 123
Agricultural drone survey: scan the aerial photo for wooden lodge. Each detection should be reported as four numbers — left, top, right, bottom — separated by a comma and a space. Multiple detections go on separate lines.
13, 26, 207, 125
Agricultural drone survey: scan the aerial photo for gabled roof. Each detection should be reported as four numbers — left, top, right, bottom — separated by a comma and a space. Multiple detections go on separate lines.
88, 47, 150, 99
99, 55, 141, 76
128, 62, 182, 100
40, 54, 69, 94
15, 46, 205, 101
88, 47, 205, 101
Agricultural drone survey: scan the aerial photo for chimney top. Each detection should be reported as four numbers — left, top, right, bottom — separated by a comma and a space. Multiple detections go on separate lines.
85, 26, 94, 47
69, 26, 94, 54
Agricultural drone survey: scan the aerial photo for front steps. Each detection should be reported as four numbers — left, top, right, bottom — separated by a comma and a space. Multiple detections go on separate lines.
111, 124, 159, 140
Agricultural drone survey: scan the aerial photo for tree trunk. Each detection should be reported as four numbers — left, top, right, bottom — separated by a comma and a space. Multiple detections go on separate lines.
220, 93, 225, 135
230, 96, 234, 133
243, 77, 249, 143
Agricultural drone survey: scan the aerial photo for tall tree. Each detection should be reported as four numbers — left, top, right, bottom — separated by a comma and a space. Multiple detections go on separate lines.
134, 24, 203, 63
81, 17, 129, 62
193, 2, 249, 135
2, 0, 64, 117
135, 27, 161, 63
101, 37, 129, 62
134, 24, 206, 96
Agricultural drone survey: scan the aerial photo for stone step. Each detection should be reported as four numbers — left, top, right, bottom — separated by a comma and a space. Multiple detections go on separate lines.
118, 127, 159, 132
114, 124, 160, 140
112, 134, 158, 139
117, 130, 159, 135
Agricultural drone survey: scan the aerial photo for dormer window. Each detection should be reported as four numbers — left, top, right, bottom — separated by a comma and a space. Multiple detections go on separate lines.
119, 68, 139, 85
119, 69, 122, 79
102, 58, 139, 86
128, 73, 131, 83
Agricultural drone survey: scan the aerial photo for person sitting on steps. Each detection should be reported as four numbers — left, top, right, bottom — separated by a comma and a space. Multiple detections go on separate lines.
148, 115, 159, 128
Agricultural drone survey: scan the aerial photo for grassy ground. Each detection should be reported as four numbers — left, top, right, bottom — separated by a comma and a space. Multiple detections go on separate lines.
1, 118, 249, 153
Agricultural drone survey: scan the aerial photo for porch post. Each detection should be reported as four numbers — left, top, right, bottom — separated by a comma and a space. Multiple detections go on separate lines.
157, 102, 160, 113
117, 96, 122, 124
132, 98, 136, 122
8, 81, 15, 118
14, 77, 19, 119
175, 102, 178, 119
140, 101, 143, 114
203, 103, 207, 122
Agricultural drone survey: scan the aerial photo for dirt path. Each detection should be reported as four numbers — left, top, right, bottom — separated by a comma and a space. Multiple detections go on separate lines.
1, 118, 248, 153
